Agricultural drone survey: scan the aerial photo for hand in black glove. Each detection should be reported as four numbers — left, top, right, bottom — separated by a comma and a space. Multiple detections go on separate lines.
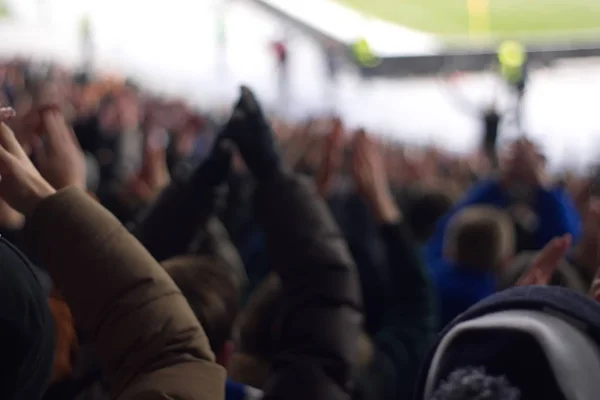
223, 86, 280, 180
189, 138, 235, 190
178, 106, 246, 189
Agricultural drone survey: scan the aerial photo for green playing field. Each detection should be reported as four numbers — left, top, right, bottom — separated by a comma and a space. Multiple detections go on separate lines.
337, 0, 600, 37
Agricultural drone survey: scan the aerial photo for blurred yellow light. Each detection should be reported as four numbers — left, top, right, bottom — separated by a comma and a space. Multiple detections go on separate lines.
467, 0, 490, 36
351, 38, 381, 68
498, 40, 526, 68
467, 0, 489, 16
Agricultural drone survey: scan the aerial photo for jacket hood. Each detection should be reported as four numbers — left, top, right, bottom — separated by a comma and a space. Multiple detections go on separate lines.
0, 235, 54, 399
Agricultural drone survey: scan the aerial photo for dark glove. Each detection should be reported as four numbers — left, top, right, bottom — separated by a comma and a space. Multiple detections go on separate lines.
133, 139, 234, 262
189, 138, 234, 193
224, 86, 280, 180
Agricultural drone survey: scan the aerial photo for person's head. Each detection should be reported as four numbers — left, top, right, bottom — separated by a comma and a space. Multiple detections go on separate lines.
444, 206, 515, 271
97, 94, 119, 132
230, 273, 373, 389
162, 255, 241, 368
228, 273, 281, 389
0, 236, 54, 399
116, 88, 140, 131
417, 286, 600, 400
405, 188, 455, 243
429, 367, 520, 400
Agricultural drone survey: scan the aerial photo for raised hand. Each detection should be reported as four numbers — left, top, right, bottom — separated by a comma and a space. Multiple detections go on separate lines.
129, 128, 170, 203
315, 118, 343, 197
223, 86, 280, 180
32, 109, 86, 190
0, 108, 56, 217
351, 130, 400, 223
516, 234, 571, 286
189, 138, 234, 190
501, 139, 547, 189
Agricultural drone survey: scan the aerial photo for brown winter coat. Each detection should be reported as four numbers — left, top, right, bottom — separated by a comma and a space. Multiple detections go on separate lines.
24, 187, 225, 399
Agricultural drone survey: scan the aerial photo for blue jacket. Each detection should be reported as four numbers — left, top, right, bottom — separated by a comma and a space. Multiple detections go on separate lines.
426, 179, 581, 327
226, 379, 263, 400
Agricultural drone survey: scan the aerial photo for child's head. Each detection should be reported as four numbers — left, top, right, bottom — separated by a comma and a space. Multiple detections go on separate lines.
444, 206, 515, 271
162, 255, 241, 368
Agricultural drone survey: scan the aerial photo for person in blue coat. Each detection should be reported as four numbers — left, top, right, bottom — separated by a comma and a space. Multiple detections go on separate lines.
426, 140, 581, 328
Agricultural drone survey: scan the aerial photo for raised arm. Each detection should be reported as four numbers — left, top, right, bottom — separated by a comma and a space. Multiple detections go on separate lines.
131, 132, 235, 263
0, 117, 225, 399
225, 87, 362, 400
351, 131, 437, 400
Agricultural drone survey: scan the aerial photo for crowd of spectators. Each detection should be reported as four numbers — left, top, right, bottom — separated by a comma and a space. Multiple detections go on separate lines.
0, 58, 597, 400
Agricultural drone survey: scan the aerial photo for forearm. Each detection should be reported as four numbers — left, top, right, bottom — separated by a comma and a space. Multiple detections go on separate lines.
380, 220, 436, 316
133, 179, 219, 262
256, 170, 362, 398
25, 187, 216, 395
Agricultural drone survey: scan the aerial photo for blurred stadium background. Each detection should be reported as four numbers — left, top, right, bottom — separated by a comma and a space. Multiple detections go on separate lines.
2, 0, 600, 169
338, 0, 600, 37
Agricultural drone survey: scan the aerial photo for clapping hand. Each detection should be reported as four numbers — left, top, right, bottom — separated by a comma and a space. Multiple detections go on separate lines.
0, 107, 56, 217
223, 86, 280, 180
351, 130, 400, 223
33, 108, 86, 190
315, 118, 343, 197
516, 234, 571, 286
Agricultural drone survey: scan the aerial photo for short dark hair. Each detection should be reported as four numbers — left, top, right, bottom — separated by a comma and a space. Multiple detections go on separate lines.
162, 255, 241, 353
235, 273, 282, 360
429, 367, 521, 400
404, 188, 455, 243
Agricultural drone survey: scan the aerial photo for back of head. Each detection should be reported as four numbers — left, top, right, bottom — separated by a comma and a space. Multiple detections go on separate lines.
416, 286, 600, 400
429, 367, 521, 400
162, 255, 241, 355
444, 206, 515, 270
229, 273, 281, 388
404, 187, 455, 243
0, 236, 54, 399
230, 273, 374, 389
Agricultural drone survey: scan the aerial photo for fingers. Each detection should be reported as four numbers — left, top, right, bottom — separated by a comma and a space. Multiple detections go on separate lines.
221, 109, 247, 139
517, 234, 572, 286
0, 107, 15, 123
239, 86, 259, 114
0, 143, 16, 176
41, 110, 70, 150
0, 121, 26, 159
31, 135, 46, 165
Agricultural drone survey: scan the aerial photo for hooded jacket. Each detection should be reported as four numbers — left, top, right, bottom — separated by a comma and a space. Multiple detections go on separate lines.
0, 235, 54, 399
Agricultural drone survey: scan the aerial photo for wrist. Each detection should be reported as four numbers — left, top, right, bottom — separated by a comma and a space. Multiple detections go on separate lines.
24, 183, 56, 218
368, 189, 401, 224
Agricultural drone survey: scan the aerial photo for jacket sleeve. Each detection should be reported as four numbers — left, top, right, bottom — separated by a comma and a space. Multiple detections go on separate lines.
255, 171, 363, 400
356, 220, 437, 400
131, 172, 221, 262
189, 215, 247, 284
427, 179, 506, 260
534, 186, 581, 247
24, 187, 225, 400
